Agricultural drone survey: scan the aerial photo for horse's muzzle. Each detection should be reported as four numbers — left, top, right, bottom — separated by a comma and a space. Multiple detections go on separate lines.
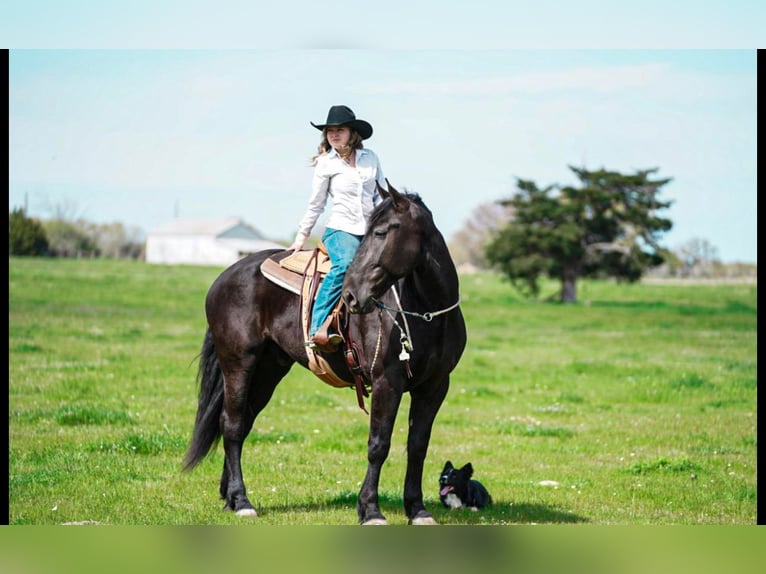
343, 290, 374, 314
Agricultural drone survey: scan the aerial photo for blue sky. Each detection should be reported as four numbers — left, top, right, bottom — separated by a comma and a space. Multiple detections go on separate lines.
5, 3, 761, 263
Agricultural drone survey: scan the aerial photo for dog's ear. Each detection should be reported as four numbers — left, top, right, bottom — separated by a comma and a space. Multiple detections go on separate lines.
443, 461, 453, 471
462, 463, 474, 478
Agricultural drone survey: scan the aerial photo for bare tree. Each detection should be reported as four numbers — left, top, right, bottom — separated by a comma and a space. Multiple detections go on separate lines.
448, 202, 514, 270
676, 238, 722, 278
85, 221, 145, 259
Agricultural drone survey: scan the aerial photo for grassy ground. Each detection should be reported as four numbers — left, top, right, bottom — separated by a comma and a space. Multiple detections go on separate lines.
8, 257, 757, 525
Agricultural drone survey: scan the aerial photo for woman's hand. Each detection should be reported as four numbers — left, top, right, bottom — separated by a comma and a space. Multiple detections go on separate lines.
288, 239, 304, 252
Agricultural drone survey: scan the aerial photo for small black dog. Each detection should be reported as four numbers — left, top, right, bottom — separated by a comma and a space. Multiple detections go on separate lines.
439, 460, 492, 510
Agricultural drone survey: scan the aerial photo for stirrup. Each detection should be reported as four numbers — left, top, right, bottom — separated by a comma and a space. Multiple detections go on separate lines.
312, 329, 342, 350
327, 332, 343, 345
310, 339, 339, 354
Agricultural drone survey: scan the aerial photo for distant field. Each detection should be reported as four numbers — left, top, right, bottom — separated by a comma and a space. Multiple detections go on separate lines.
8, 257, 757, 525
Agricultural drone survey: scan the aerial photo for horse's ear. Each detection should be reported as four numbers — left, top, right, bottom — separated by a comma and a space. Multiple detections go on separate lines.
385, 178, 409, 212
376, 180, 389, 200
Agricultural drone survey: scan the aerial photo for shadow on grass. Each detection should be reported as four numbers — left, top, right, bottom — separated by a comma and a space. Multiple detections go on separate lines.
429, 500, 587, 525
256, 492, 588, 525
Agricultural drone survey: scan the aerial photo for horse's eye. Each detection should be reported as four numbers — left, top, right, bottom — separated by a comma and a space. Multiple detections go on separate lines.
374, 222, 400, 238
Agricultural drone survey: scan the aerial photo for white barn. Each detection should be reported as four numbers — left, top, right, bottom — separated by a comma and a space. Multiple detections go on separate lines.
145, 217, 285, 266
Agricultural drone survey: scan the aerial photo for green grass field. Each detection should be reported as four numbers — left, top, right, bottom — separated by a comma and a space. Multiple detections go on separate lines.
8, 257, 757, 525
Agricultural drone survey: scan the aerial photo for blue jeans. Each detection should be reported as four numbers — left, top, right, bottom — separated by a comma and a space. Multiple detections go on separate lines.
310, 228, 362, 337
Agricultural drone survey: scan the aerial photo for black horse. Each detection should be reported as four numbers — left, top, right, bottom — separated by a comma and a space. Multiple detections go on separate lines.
183, 182, 467, 525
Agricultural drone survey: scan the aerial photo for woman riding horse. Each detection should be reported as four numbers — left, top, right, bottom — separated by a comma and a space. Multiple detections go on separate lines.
184, 182, 466, 525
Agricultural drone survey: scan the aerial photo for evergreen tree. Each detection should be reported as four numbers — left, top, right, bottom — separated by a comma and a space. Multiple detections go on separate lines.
9, 208, 49, 256
486, 166, 673, 302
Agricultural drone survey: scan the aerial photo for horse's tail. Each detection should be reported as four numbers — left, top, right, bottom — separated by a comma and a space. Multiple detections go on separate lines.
183, 328, 224, 471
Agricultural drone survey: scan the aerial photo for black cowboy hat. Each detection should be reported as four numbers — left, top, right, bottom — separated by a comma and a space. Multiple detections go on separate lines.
311, 105, 373, 140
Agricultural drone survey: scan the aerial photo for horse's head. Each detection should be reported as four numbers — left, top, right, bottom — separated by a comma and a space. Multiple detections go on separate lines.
343, 180, 429, 314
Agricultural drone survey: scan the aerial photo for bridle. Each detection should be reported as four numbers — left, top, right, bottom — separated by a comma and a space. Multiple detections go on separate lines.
367, 286, 461, 379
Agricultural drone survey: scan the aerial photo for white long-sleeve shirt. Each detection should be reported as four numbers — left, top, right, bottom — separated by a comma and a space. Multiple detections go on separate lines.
293, 147, 387, 244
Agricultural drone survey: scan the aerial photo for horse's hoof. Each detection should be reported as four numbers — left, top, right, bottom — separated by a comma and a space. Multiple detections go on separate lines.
409, 516, 438, 525
235, 508, 258, 518
362, 518, 388, 525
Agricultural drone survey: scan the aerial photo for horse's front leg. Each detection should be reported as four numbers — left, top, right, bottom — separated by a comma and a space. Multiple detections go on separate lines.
403, 377, 450, 525
357, 381, 402, 525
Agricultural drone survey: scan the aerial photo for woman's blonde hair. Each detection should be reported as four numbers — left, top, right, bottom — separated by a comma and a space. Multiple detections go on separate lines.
311, 127, 364, 164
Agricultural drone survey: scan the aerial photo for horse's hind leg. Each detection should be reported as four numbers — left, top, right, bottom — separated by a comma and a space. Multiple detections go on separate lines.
219, 345, 292, 516
403, 377, 450, 525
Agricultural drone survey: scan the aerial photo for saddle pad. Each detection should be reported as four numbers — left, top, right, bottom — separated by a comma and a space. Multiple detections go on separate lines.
261, 257, 302, 295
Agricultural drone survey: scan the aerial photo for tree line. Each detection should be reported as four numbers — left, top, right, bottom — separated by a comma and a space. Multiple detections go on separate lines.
11, 164, 755, 304
9, 207, 144, 260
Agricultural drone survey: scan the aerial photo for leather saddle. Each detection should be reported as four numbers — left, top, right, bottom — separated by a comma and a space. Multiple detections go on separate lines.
261, 245, 371, 411
260, 246, 332, 296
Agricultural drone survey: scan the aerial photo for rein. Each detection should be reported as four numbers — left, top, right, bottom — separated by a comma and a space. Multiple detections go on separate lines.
371, 295, 462, 322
